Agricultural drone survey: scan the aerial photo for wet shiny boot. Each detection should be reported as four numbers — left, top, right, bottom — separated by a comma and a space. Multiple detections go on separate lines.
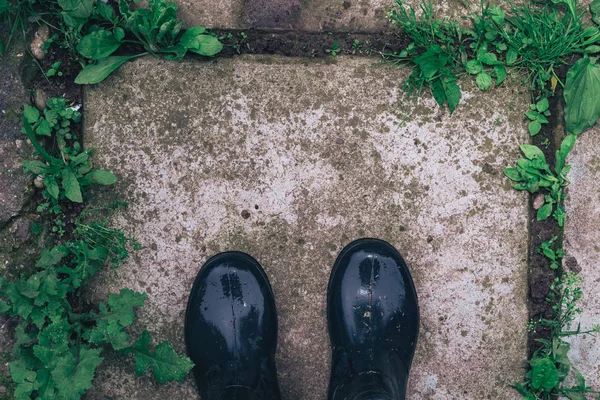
185, 252, 282, 400
327, 239, 420, 400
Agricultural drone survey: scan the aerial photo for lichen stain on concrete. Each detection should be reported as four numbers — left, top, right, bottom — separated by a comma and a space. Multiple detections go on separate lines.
84, 55, 529, 399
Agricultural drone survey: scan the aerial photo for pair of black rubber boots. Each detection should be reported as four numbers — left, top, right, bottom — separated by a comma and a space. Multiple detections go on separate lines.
184, 238, 420, 400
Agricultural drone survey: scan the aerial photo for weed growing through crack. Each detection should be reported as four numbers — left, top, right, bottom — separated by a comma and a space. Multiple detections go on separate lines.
504, 134, 575, 226
326, 41, 341, 56
516, 273, 600, 399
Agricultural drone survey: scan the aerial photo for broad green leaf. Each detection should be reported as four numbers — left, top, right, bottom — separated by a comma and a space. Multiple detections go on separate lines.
504, 167, 521, 181
36, 246, 68, 268
476, 72, 492, 90
77, 29, 122, 60
82, 170, 118, 185
585, 45, 600, 54
114, 27, 125, 42
75, 55, 140, 85
520, 144, 545, 161
465, 59, 482, 75
479, 52, 501, 65
536, 98, 549, 113
23, 160, 47, 174
525, 111, 539, 121
442, 78, 461, 114
531, 357, 559, 390
528, 120, 542, 136
58, 0, 94, 19
506, 48, 518, 65
0, 0, 7, 15
592, 0, 600, 25
9, 360, 37, 398
130, 330, 194, 383
97, 0, 115, 21
44, 177, 60, 200
36, 119, 52, 136
430, 78, 446, 107
88, 289, 147, 350
51, 347, 103, 399
62, 169, 83, 203
537, 203, 553, 221
24, 105, 40, 124
494, 65, 506, 85
564, 57, 600, 135
555, 134, 576, 175
178, 26, 207, 48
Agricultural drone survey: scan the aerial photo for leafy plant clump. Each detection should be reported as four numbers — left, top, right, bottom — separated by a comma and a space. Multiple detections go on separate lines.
22, 100, 115, 209
386, 0, 600, 132
75, 0, 223, 84
504, 134, 575, 227
1, 0, 223, 84
515, 273, 600, 399
526, 97, 550, 136
0, 98, 194, 397
0, 205, 193, 399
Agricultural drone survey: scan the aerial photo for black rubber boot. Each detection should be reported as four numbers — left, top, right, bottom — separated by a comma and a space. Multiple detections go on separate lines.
185, 252, 282, 400
327, 238, 420, 400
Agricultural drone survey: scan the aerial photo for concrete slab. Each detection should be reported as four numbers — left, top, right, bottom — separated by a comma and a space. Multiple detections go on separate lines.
564, 128, 600, 388
83, 55, 529, 399
160, 0, 478, 32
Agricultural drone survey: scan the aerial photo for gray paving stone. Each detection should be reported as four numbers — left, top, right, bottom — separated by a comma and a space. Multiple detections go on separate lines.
83, 55, 529, 399
564, 128, 600, 388
0, 37, 32, 227
157, 0, 482, 32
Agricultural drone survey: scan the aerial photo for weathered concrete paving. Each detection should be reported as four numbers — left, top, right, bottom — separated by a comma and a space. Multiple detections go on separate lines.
83, 55, 529, 399
158, 0, 480, 31
564, 128, 600, 387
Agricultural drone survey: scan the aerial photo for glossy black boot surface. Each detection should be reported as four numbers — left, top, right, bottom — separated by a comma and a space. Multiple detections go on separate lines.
185, 252, 282, 400
327, 238, 420, 400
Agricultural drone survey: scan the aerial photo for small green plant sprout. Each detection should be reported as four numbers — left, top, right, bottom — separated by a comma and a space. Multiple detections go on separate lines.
526, 97, 551, 136
46, 61, 63, 78
537, 236, 564, 270
23, 98, 82, 158
504, 135, 576, 226
240, 31, 248, 39
351, 39, 362, 55
326, 41, 341, 56
464, 43, 507, 91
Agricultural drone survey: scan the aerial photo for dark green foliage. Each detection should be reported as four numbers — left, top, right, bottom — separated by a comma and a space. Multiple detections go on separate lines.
73, 0, 223, 83
516, 274, 600, 399
504, 135, 576, 226
0, 204, 193, 399
564, 57, 600, 134
21, 101, 116, 206
525, 98, 551, 137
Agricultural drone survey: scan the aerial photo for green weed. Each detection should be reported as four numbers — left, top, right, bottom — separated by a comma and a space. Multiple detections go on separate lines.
326, 41, 341, 56
526, 97, 551, 136
0, 204, 193, 399
516, 273, 600, 399
504, 134, 576, 226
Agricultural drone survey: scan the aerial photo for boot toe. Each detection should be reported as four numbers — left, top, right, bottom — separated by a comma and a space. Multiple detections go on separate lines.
327, 238, 419, 366
184, 252, 279, 397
